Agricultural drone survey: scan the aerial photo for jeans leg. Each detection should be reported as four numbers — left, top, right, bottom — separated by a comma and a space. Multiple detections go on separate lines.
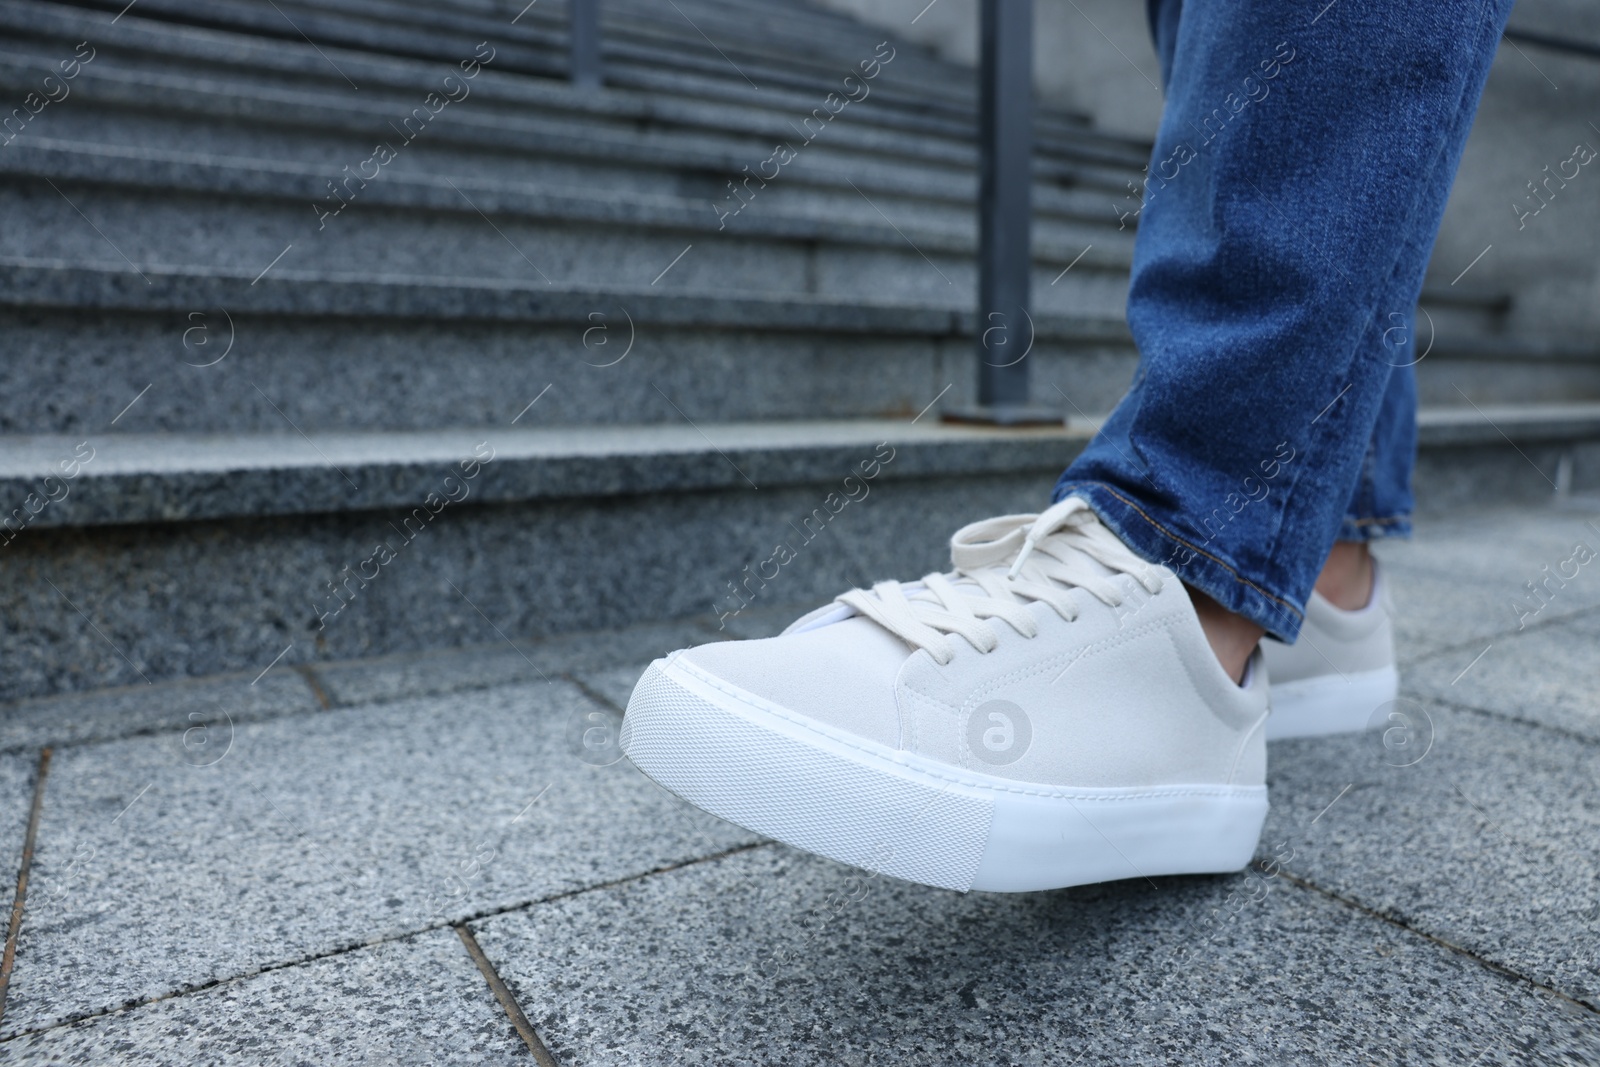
1339, 359, 1417, 543
1337, 31, 1498, 546
1053, 0, 1512, 640
1145, 0, 1183, 88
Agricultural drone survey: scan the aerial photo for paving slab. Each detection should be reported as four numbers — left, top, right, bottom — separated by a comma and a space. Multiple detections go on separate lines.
1398, 505, 1600, 573
1377, 504, 1600, 665
1383, 566, 1527, 667
1265, 699, 1600, 1010
0, 928, 529, 1065
0, 670, 319, 756
0, 616, 717, 756
308, 615, 725, 710
570, 665, 649, 716
1, 680, 755, 1037
470, 845, 1600, 1067
1406, 612, 1600, 742
0, 750, 36, 895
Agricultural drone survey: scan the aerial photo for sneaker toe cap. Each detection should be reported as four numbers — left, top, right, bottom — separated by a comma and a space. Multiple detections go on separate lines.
675, 617, 908, 748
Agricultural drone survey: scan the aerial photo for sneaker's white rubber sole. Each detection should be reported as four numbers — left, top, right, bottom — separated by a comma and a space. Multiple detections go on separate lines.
622, 656, 1269, 894
1265, 665, 1399, 741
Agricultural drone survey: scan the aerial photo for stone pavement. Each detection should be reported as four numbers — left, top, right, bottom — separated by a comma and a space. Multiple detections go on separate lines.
2, 503, 1599, 1065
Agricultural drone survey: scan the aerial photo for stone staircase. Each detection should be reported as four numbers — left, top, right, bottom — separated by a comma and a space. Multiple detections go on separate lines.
3, 0, 1598, 702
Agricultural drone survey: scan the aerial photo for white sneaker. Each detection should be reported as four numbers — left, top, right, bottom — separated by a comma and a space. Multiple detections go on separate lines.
622, 497, 1270, 893
1260, 562, 1398, 740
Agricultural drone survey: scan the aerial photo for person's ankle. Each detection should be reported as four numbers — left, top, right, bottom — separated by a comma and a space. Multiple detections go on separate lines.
1183, 584, 1264, 684
1315, 540, 1374, 611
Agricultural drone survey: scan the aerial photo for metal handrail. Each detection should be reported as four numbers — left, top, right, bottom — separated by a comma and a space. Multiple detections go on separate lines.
947, 0, 1057, 424
565, 0, 1051, 422
571, 0, 601, 88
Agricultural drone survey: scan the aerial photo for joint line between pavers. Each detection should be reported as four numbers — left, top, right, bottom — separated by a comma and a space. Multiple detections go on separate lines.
455, 925, 560, 1067
0, 696, 332, 762
1415, 597, 1600, 658
1274, 868, 1600, 1017
562, 672, 627, 714
292, 664, 335, 710
1415, 692, 1600, 752
0, 748, 52, 1030
0, 841, 773, 1041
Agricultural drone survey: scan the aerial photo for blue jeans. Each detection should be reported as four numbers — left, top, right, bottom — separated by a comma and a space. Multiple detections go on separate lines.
1053, 0, 1513, 640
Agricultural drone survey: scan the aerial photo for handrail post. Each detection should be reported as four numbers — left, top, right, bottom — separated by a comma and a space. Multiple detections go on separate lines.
570, 0, 602, 89
948, 0, 1059, 425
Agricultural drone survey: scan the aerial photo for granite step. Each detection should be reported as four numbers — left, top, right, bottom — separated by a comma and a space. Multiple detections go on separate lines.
3, 0, 1152, 179
0, 418, 1096, 529
0, 142, 1138, 316
0, 138, 1518, 327
0, 259, 1140, 433
31, 0, 1125, 158
332, 0, 1131, 160
0, 19, 1145, 194
1418, 336, 1600, 406
5, 405, 1597, 530
1, 405, 1597, 703
45, 0, 921, 109
0, 65, 1135, 228
36, 0, 1119, 147
0, 261, 1555, 437
268, 0, 1004, 120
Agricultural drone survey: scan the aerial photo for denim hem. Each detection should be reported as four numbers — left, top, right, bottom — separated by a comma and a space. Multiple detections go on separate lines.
1057, 481, 1307, 642
1338, 514, 1413, 542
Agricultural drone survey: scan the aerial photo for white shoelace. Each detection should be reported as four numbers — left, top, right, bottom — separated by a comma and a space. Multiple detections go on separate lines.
838, 497, 1165, 665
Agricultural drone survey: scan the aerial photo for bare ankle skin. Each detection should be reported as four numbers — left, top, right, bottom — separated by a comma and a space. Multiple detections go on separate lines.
1184, 584, 1265, 684
1315, 540, 1374, 611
